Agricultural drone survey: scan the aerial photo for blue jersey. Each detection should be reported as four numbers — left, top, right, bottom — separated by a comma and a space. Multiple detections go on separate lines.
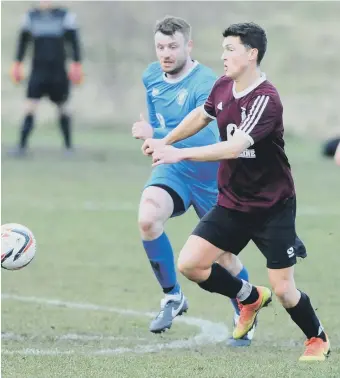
142, 61, 219, 182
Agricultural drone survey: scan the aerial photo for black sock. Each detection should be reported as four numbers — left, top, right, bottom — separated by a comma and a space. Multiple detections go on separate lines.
19, 114, 34, 149
163, 286, 175, 294
198, 263, 243, 298
286, 291, 326, 341
241, 286, 259, 305
59, 114, 72, 149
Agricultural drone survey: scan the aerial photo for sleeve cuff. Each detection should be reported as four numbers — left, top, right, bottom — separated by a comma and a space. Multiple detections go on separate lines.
202, 105, 216, 120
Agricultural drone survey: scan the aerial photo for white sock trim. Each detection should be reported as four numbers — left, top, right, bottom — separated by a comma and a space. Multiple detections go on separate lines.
236, 280, 253, 302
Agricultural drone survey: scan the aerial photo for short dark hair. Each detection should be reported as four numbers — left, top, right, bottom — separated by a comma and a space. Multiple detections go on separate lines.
154, 16, 191, 41
222, 22, 267, 64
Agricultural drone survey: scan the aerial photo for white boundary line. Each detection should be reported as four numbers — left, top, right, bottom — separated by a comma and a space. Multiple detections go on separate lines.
1, 332, 147, 342
2, 294, 229, 356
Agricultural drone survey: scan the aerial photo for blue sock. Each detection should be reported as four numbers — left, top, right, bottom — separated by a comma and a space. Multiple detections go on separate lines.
142, 232, 181, 295
230, 266, 249, 315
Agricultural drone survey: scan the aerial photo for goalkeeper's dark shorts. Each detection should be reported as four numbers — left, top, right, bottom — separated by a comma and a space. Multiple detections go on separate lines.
27, 67, 69, 105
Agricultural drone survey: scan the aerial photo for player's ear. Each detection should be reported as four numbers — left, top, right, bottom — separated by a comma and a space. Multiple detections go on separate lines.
187, 39, 193, 53
249, 48, 258, 63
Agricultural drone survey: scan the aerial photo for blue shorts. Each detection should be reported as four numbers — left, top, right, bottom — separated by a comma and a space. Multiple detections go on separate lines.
144, 164, 218, 219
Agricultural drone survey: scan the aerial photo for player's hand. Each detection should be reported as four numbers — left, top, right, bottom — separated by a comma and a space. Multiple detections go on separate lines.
142, 138, 166, 156
152, 145, 184, 166
132, 114, 154, 140
68, 62, 83, 85
10, 61, 24, 84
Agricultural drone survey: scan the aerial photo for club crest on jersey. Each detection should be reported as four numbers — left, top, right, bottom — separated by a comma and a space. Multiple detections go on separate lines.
176, 88, 188, 106
152, 88, 160, 97
241, 107, 247, 121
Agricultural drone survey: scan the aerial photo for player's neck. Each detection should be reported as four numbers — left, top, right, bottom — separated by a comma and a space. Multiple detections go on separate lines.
234, 68, 262, 94
167, 58, 195, 81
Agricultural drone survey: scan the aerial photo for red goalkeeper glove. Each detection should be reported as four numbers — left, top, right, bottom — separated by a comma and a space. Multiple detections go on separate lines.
68, 62, 83, 85
10, 61, 24, 84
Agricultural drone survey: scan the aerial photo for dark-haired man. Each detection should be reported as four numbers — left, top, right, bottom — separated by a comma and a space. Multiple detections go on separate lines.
145, 22, 330, 361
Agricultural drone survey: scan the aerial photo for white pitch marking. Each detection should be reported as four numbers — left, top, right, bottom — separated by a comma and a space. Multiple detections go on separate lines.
1, 332, 147, 342
2, 294, 229, 356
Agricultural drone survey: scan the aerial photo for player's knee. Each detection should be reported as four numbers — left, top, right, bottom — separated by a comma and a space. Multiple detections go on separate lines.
271, 279, 294, 303
177, 259, 187, 275
177, 257, 203, 282
138, 217, 155, 234
138, 216, 163, 240
178, 251, 192, 278
25, 99, 39, 115
58, 103, 70, 116
138, 196, 169, 239
178, 260, 196, 281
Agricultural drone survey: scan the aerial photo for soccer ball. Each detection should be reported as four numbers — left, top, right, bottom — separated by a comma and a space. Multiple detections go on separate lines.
1, 223, 36, 270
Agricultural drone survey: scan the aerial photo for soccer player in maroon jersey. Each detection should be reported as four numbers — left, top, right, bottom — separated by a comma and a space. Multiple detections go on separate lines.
143, 22, 330, 361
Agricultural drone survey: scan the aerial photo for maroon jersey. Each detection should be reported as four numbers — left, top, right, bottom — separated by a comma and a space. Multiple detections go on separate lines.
203, 74, 295, 212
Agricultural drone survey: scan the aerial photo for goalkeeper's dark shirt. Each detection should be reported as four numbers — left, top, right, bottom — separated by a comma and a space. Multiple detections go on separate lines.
15, 7, 82, 70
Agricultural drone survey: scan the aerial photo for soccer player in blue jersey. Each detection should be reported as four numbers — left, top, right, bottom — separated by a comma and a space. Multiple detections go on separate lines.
132, 16, 253, 345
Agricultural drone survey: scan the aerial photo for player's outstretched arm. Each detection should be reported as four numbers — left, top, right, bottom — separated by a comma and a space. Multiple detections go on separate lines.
164, 106, 212, 145
142, 106, 211, 156
152, 131, 251, 165
181, 131, 250, 161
